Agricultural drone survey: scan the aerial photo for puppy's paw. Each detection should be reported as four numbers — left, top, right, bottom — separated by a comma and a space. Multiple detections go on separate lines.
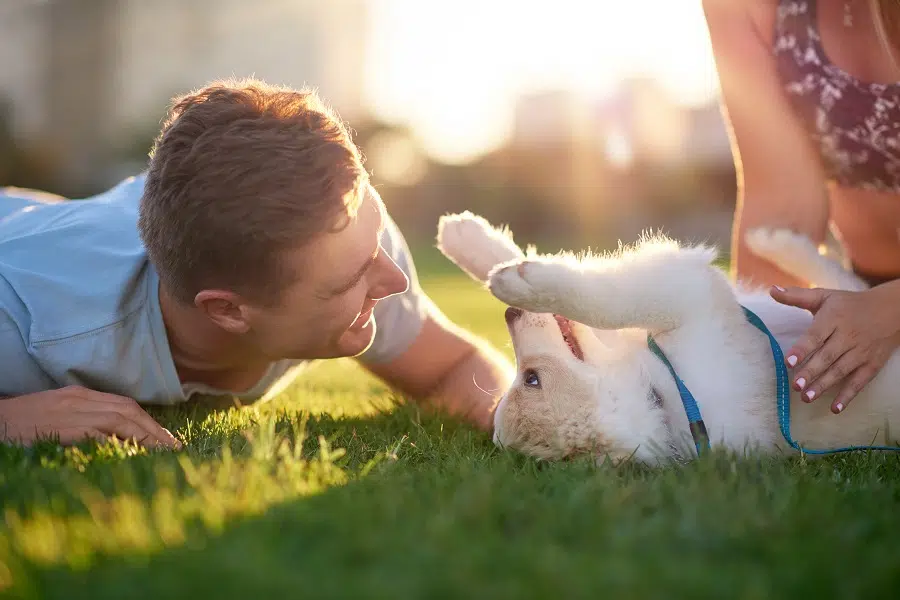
437, 212, 524, 283
488, 260, 564, 312
437, 212, 496, 260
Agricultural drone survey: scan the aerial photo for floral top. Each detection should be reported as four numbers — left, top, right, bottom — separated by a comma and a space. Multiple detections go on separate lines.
773, 0, 900, 192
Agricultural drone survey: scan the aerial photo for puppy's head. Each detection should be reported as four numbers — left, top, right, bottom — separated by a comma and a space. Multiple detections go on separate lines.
493, 308, 666, 463
492, 308, 608, 460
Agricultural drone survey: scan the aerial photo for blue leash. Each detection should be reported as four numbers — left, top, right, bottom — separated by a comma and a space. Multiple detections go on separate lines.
647, 305, 900, 456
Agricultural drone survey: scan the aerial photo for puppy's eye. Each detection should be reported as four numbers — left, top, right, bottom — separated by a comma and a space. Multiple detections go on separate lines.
523, 369, 541, 388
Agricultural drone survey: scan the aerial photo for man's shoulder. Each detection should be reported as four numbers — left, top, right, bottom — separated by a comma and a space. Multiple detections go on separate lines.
0, 174, 183, 400
0, 174, 153, 343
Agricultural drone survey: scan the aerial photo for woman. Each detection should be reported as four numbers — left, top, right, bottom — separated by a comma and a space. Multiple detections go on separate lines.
704, 0, 900, 414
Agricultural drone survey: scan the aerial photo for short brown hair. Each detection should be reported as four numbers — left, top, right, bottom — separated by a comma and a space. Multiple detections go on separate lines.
138, 78, 368, 305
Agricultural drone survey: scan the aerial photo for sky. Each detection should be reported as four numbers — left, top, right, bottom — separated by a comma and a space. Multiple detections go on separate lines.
362, 0, 720, 164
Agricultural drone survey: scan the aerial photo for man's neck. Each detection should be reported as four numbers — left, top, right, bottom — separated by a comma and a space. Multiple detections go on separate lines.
158, 284, 272, 392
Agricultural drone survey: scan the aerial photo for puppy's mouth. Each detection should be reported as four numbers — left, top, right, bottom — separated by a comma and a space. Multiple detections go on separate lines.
554, 315, 584, 361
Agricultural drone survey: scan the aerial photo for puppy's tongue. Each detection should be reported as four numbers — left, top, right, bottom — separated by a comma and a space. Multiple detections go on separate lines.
554, 314, 584, 361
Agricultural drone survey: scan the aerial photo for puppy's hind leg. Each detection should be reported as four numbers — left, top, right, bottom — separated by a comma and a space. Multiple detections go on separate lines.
488, 236, 727, 334
744, 227, 869, 291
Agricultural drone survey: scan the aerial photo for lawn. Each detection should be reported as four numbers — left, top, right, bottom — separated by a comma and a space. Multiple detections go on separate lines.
2, 245, 900, 599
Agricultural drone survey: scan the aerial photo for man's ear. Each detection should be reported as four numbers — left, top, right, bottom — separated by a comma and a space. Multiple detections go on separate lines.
194, 290, 251, 334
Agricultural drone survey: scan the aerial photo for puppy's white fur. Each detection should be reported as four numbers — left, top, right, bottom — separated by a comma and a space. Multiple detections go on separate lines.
436, 211, 528, 281
436, 214, 900, 464
743, 227, 869, 291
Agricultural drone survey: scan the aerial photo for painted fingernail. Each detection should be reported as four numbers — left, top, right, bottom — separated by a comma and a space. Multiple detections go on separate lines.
835, 403, 844, 413
805, 389, 815, 401
787, 355, 798, 367
796, 377, 806, 390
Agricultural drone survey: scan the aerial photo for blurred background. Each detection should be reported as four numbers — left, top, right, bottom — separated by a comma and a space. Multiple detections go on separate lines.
0, 0, 736, 254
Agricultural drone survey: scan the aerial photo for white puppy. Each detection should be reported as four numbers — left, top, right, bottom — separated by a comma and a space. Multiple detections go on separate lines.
437, 213, 900, 464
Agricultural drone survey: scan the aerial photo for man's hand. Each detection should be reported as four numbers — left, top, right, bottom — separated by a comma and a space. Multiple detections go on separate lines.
771, 281, 900, 414
0, 386, 181, 449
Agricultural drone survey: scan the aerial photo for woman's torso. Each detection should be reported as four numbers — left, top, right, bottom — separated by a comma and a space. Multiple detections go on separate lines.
771, 0, 900, 279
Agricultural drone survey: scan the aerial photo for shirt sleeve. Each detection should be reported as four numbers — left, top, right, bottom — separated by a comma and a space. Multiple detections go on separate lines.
356, 211, 432, 365
0, 307, 56, 397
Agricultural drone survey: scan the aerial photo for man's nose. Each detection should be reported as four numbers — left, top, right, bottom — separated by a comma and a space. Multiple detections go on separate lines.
368, 252, 409, 300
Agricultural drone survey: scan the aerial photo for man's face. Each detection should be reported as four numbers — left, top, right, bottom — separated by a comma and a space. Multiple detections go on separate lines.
244, 185, 410, 360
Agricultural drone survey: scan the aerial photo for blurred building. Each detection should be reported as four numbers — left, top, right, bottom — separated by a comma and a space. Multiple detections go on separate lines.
511, 89, 594, 148
0, 0, 368, 194
480, 80, 736, 248
597, 76, 687, 167
681, 102, 733, 169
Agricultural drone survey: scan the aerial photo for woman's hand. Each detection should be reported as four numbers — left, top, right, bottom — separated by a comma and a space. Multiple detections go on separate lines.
770, 280, 900, 413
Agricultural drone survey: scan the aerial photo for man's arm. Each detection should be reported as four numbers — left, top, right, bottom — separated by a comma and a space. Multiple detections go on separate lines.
361, 298, 513, 430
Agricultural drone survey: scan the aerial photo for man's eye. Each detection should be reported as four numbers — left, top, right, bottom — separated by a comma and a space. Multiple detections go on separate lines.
523, 369, 541, 388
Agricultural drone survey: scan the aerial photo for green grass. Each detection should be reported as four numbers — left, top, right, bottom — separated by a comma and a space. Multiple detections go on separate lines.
2, 249, 900, 599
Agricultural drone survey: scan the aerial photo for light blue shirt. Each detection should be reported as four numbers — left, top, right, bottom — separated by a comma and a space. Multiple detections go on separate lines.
0, 174, 429, 404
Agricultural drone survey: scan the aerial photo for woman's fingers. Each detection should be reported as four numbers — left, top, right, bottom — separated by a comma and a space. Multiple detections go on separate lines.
831, 364, 882, 414
791, 334, 847, 393
796, 343, 858, 401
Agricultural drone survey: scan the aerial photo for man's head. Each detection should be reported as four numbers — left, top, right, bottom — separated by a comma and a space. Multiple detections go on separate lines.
139, 78, 409, 360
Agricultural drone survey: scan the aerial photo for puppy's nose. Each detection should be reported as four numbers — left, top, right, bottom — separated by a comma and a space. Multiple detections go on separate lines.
505, 307, 523, 324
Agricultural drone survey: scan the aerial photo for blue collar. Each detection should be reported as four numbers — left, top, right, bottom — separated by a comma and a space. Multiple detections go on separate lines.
647, 305, 900, 457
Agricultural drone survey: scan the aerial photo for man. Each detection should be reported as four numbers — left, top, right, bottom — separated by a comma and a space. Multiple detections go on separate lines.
0, 79, 513, 449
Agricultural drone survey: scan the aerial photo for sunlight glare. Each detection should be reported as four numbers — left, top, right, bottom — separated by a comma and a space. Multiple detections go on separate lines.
366, 129, 428, 186
365, 0, 717, 164
605, 129, 634, 169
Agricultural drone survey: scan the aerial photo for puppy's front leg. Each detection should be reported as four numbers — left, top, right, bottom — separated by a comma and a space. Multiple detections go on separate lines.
488, 246, 721, 333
